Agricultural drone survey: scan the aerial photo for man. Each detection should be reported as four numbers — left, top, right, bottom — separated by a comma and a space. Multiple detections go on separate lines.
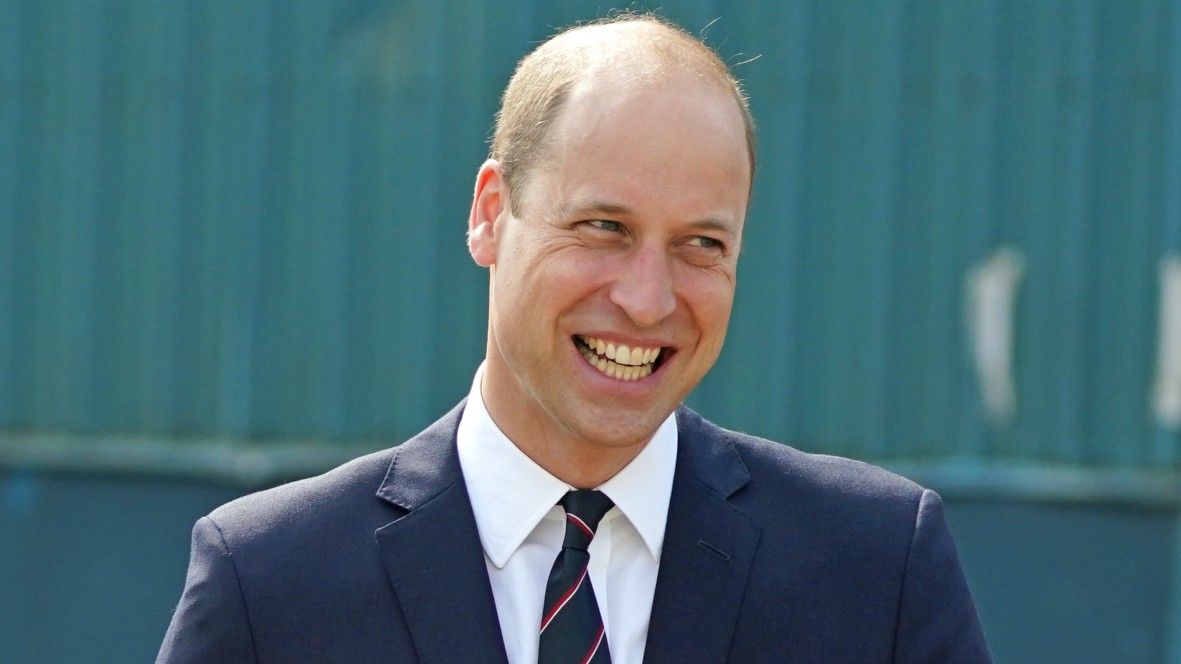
159, 14, 990, 664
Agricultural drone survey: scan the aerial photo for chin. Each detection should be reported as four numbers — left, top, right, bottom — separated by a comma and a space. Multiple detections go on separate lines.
568, 409, 671, 450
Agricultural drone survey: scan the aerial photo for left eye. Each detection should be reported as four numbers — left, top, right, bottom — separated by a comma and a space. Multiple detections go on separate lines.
688, 236, 723, 250
587, 220, 623, 233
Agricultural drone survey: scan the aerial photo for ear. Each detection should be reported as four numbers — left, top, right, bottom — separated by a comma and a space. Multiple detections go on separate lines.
468, 159, 509, 267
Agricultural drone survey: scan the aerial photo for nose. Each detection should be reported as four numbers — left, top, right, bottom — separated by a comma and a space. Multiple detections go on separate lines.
608, 244, 677, 328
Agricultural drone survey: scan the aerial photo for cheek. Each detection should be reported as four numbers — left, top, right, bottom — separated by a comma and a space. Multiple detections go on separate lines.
493, 248, 594, 329
684, 278, 736, 342
493, 240, 550, 302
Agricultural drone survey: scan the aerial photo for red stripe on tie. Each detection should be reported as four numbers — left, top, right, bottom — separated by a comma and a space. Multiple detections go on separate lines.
567, 513, 594, 538
580, 623, 605, 664
539, 566, 588, 633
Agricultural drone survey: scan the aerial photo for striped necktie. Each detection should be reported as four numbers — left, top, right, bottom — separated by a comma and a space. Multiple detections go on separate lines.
538, 490, 614, 664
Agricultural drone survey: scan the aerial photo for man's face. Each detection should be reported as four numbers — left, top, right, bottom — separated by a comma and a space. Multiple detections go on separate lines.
469, 73, 750, 467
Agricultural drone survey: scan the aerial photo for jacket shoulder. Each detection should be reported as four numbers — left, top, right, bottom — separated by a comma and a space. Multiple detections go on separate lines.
680, 408, 927, 525
205, 447, 399, 547
739, 431, 923, 502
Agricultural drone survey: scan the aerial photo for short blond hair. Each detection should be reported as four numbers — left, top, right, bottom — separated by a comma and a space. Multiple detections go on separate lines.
490, 13, 756, 211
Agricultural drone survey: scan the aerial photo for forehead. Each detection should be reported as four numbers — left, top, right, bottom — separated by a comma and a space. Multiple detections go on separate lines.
520, 72, 751, 222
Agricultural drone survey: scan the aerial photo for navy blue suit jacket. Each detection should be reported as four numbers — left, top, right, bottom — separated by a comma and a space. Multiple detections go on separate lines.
158, 403, 990, 663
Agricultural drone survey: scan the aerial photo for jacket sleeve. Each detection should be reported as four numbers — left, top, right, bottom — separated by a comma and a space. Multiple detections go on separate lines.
156, 516, 259, 664
893, 490, 992, 664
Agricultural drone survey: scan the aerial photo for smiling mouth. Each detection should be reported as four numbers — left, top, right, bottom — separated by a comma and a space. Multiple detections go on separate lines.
574, 335, 664, 382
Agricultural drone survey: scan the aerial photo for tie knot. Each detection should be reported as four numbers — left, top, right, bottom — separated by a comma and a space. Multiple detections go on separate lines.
559, 490, 614, 550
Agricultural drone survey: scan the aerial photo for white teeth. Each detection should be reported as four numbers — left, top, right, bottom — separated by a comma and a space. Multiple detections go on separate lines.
578, 335, 664, 380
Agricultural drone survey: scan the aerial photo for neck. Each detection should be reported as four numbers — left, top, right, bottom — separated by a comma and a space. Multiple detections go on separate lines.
478, 366, 650, 489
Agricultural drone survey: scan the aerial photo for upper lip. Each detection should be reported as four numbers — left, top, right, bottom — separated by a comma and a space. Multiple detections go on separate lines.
575, 332, 672, 350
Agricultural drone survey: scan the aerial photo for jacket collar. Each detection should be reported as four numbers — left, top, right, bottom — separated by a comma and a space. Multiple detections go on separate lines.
643, 406, 763, 663
374, 400, 510, 664
372, 402, 763, 664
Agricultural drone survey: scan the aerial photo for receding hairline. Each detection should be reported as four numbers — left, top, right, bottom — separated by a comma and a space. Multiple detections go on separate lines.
490, 14, 757, 209
540, 21, 746, 109
531, 18, 724, 77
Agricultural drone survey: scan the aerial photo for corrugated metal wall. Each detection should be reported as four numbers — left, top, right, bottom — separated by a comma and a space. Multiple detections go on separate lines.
2, 0, 1179, 474
5, 2, 1181, 662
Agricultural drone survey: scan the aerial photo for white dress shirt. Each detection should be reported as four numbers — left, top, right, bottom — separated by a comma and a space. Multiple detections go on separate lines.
456, 364, 678, 664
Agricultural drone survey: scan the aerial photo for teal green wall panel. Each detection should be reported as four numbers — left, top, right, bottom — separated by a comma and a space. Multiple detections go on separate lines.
0, 0, 18, 431
948, 499, 1173, 663
3, 2, 1181, 662
1, 0, 1180, 469
1162, 0, 1181, 469
0, 471, 242, 663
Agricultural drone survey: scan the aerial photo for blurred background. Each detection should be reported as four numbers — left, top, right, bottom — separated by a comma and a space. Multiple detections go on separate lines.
1, 0, 1179, 661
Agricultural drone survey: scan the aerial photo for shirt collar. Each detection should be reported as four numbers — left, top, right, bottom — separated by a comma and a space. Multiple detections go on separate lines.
457, 363, 677, 568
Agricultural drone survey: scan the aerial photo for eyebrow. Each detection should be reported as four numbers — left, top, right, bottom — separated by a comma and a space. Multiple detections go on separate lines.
560, 199, 740, 238
686, 218, 739, 238
559, 199, 632, 219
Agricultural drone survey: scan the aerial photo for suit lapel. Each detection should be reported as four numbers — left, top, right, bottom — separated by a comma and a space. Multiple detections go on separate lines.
373, 402, 509, 664
644, 408, 763, 664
